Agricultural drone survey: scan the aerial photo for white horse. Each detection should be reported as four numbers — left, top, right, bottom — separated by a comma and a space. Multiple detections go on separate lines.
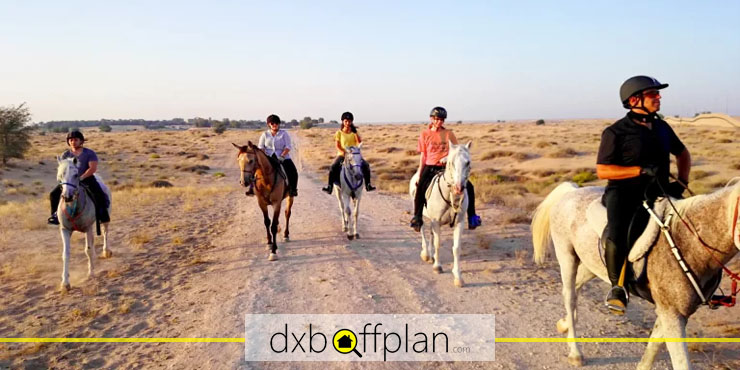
333, 145, 364, 240
531, 180, 740, 369
409, 141, 471, 287
57, 157, 112, 292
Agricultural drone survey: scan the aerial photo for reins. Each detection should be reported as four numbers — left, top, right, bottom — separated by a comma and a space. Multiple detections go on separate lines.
646, 179, 740, 308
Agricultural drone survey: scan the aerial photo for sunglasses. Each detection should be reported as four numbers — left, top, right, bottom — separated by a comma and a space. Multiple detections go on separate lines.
642, 90, 661, 98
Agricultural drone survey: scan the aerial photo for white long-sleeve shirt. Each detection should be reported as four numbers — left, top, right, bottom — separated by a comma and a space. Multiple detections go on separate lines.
258, 129, 292, 159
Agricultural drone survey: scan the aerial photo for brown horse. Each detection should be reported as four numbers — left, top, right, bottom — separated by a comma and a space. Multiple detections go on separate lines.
233, 142, 294, 261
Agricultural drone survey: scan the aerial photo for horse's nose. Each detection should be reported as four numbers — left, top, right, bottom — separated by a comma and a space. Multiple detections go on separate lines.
454, 184, 464, 195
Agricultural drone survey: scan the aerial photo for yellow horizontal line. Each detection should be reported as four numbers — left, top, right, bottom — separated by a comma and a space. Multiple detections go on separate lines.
495, 338, 740, 343
0, 338, 245, 343
2, 338, 738, 343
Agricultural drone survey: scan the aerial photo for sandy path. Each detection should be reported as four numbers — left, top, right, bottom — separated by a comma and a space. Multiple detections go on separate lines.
2, 131, 737, 369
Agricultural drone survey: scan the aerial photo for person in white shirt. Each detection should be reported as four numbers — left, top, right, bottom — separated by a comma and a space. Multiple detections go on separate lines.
254, 114, 298, 197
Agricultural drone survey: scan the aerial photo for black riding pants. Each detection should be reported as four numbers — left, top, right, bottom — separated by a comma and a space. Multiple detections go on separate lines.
602, 186, 651, 286
269, 155, 298, 194
327, 156, 372, 186
50, 177, 110, 223
413, 166, 476, 220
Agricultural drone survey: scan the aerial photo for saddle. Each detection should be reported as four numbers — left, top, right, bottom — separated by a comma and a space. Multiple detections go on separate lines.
268, 156, 289, 189
586, 197, 666, 302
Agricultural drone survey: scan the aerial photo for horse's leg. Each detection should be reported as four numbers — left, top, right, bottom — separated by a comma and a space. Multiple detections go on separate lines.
552, 235, 583, 366
557, 264, 595, 333
335, 188, 348, 233
283, 196, 293, 242
452, 219, 464, 287
657, 308, 691, 370
419, 221, 432, 263
352, 195, 360, 239
261, 206, 272, 246
100, 222, 112, 258
60, 228, 72, 292
431, 221, 443, 274
343, 194, 353, 240
84, 228, 96, 278
269, 202, 281, 260
637, 317, 664, 370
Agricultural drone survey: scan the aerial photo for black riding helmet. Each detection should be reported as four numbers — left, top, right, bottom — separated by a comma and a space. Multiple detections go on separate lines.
430, 106, 447, 119
341, 112, 354, 122
66, 130, 85, 143
620, 76, 668, 109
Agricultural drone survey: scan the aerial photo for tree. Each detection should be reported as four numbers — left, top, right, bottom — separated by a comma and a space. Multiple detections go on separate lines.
99, 124, 112, 132
535, 119, 545, 125
0, 103, 32, 165
213, 121, 227, 134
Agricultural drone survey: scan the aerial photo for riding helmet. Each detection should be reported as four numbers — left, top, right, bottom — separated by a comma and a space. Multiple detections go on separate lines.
266, 114, 281, 124
619, 76, 668, 108
66, 130, 85, 142
341, 112, 354, 122
430, 106, 447, 119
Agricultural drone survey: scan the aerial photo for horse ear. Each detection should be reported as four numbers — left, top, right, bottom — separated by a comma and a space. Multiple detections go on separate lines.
465, 141, 472, 149
448, 140, 457, 149
247, 140, 254, 148
232, 143, 241, 149
439, 156, 448, 164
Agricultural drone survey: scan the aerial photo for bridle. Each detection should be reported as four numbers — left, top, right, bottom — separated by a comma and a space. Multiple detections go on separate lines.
435, 152, 468, 227
342, 150, 363, 191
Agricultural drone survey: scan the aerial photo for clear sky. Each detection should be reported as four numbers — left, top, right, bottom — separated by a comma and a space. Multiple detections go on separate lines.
1, 1, 738, 123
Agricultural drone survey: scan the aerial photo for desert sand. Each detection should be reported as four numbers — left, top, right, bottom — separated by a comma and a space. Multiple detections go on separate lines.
1, 120, 739, 369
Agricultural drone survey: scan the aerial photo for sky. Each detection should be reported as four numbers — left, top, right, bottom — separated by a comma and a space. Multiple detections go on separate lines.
1, 0, 738, 123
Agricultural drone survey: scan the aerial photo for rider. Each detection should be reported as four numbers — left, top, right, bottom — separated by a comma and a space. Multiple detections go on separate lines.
409, 107, 481, 232
321, 112, 376, 194
48, 130, 110, 225
255, 114, 298, 197
596, 75, 691, 314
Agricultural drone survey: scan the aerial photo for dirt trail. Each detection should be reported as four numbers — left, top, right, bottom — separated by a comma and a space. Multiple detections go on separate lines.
2, 131, 738, 369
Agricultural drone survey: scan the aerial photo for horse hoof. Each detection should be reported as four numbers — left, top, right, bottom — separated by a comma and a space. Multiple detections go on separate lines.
60, 283, 71, 293
354, 234, 360, 239
420, 253, 430, 262
284, 237, 290, 242
567, 354, 584, 366
100, 250, 112, 259
433, 266, 443, 274
268, 253, 278, 261
347, 235, 354, 240
454, 278, 464, 287
556, 319, 569, 334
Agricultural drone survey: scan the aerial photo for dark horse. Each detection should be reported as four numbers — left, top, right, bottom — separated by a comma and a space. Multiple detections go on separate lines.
233, 142, 294, 261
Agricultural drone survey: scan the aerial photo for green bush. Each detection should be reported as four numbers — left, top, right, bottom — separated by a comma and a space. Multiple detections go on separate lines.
535, 119, 545, 125
572, 170, 597, 185
99, 124, 112, 132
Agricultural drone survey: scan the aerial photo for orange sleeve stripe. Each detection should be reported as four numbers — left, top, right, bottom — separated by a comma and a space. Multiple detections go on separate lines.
596, 164, 641, 180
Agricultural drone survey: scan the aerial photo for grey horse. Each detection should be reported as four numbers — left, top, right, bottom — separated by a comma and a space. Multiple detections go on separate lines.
531, 180, 740, 369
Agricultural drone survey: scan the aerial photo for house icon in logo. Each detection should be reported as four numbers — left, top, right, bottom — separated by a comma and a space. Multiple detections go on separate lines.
337, 335, 353, 348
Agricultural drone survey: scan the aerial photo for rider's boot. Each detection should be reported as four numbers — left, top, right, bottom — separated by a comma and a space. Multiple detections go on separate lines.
48, 212, 60, 225
245, 184, 255, 196
365, 183, 376, 191
409, 215, 423, 232
322, 185, 332, 194
468, 214, 481, 230
604, 238, 629, 314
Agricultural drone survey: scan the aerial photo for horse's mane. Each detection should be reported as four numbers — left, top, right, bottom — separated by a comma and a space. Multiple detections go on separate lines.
673, 179, 740, 230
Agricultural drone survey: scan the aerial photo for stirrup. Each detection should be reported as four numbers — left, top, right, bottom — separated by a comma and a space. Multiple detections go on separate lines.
605, 286, 628, 315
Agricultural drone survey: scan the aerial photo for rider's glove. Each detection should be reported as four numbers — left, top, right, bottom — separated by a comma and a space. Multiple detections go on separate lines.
666, 181, 687, 199
640, 165, 659, 177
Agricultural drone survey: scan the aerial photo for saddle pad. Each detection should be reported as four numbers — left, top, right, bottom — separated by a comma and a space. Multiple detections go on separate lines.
587, 197, 667, 262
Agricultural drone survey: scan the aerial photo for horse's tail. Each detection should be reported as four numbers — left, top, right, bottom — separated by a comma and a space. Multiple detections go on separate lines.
531, 182, 579, 265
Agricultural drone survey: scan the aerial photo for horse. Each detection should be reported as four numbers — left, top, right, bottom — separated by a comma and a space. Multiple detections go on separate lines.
56, 157, 112, 292
333, 144, 364, 240
531, 180, 740, 369
409, 141, 472, 287
232, 142, 294, 261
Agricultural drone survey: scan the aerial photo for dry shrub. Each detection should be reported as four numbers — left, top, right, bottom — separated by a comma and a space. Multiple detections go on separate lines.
731, 163, 740, 170
405, 149, 417, 156
129, 232, 152, 249
546, 147, 579, 158
716, 138, 732, 144
535, 141, 554, 148
480, 150, 531, 161
378, 147, 402, 153
690, 170, 713, 181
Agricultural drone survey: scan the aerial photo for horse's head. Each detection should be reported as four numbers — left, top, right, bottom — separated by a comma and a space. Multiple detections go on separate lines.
444, 140, 472, 195
233, 142, 257, 188
344, 144, 364, 183
56, 156, 79, 202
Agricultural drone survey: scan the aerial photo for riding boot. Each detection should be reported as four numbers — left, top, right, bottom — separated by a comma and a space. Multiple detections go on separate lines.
604, 238, 629, 314
322, 170, 333, 194
410, 186, 425, 232
361, 161, 376, 191
245, 183, 255, 196
48, 185, 61, 224
466, 181, 480, 229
